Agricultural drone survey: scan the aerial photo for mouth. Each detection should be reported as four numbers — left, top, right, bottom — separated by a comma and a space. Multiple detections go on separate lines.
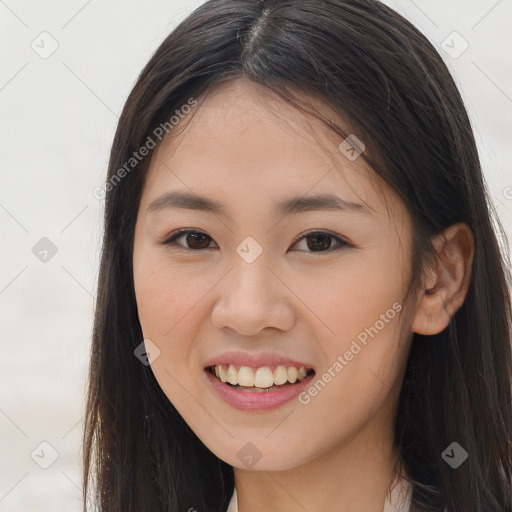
205, 364, 316, 392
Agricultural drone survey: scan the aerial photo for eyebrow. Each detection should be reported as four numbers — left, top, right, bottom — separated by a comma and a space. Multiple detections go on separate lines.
147, 191, 373, 218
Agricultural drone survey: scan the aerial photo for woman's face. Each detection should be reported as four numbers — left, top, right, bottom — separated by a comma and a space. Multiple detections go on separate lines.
132, 77, 418, 471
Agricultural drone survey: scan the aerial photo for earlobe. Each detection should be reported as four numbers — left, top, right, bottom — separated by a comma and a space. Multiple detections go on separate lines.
411, 222, 475, 336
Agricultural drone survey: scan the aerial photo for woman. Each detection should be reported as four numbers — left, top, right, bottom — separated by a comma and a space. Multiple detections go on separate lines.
83, 1, 512, 510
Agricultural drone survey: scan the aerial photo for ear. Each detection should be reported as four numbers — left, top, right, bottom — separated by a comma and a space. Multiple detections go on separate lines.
411, 222, 475, 335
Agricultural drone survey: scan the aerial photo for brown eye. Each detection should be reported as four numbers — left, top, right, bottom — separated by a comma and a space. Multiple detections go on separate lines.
184, 232, 212, 250
306, 233, 333, 251
292, 230, 348, 253
163, 229, 349, 254
163, 230, 216, 251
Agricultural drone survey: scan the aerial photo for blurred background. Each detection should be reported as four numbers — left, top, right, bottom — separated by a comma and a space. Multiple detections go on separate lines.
0, 1, 510, 510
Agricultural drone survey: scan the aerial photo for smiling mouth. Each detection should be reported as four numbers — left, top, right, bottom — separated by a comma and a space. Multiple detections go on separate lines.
206, 364, 316, 392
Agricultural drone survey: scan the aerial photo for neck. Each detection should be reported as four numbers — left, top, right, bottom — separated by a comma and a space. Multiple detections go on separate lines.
233, 416, 404, 512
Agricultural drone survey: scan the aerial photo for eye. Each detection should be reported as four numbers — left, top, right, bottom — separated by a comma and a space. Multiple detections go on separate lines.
162, 229, 350, 254
162, 229, 217, 251
290, 230, 349, 254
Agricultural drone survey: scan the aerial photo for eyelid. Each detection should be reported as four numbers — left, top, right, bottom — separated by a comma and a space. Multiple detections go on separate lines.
162, 228, 217, 251
290, 229, 349, 248
161, 228, 352, 253
289, 229, 352, 254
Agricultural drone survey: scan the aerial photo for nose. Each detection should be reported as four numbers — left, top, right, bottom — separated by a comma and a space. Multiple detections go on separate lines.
210, 254, 296, 336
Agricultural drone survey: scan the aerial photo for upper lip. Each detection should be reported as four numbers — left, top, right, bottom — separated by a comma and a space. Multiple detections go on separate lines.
203, 351, 315, 370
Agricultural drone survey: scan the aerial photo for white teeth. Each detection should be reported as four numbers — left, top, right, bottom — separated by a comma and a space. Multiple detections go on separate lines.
254, 367, 274, 388
211, 364, 311, 387
273, 365, 288, 385
287, 367, 298, 383
227, 364, 238, 385
238, 366, 255, 386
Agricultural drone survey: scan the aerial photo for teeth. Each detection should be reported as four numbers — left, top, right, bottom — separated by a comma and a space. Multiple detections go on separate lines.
227, 364, 238, 385
274, 365, 288, 385
211, 364, 311, 387
238, 366, 255, 386
287, 367, 298, 383
255, 367, 274, 388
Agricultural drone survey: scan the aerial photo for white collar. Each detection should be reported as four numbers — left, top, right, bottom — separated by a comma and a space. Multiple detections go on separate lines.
226, 475, 413, 512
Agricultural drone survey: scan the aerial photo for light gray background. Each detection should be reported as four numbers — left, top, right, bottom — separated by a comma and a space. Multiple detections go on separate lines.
0, 1, 511, 510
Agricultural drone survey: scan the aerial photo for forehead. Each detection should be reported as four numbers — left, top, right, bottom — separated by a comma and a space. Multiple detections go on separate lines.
141, 77, 402, 222
153, 78, 355, 167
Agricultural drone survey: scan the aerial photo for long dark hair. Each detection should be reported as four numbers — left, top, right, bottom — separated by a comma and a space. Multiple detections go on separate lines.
82, 1, 512, 510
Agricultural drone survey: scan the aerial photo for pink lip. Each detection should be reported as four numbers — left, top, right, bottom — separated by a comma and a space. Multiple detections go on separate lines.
203, 351, 315, 371
203, 368, 316, 411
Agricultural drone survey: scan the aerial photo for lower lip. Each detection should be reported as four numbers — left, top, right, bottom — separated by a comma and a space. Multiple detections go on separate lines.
204, 369, 315, 411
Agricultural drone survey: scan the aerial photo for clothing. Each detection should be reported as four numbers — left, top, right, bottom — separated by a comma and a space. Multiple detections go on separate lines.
226, 476, 441, 512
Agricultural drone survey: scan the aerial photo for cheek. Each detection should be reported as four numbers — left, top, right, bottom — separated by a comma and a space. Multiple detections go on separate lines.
133, 253, 205, 340
287, 256, 407, 404
288, 254, 405, 344
132, 254, 224, 385
133, 258, 209, 411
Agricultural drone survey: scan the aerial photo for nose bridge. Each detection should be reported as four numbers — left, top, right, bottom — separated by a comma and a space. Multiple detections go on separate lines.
230, 242, 273, 300
211, 240, 295, 334
229, 233, 271, 290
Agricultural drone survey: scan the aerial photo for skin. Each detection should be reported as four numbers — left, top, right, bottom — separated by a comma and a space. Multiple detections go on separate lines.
132, 77, 474, 512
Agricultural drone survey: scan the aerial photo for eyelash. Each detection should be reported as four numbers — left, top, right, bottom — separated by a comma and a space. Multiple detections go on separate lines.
161, 229, 351, 254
